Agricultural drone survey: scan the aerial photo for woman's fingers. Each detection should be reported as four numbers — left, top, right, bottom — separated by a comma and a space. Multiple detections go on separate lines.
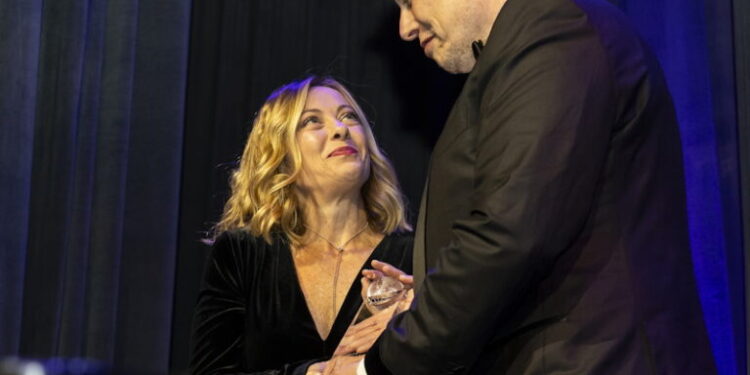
336, 323, 386, 355
306, 361, 328, 375
335, 303, 399, 355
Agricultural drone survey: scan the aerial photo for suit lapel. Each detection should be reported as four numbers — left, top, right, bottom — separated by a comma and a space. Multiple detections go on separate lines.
412, 181, 428, 290
432, 87, 471, 159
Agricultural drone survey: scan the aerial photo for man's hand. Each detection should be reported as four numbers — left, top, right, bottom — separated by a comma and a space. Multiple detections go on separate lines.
363, 260, 414, 288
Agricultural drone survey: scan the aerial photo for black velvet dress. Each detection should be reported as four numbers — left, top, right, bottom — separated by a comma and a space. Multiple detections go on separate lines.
189, 229, 413, 375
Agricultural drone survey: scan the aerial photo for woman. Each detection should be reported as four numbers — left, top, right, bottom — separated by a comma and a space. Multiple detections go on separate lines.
189, 76, 413, 375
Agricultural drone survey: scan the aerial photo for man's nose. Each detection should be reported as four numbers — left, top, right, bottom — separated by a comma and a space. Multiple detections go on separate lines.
399, 9, 419, 41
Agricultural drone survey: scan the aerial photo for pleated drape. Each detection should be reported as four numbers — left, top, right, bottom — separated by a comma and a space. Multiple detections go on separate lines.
0, 0, 191, 372
616, 0, 745, 373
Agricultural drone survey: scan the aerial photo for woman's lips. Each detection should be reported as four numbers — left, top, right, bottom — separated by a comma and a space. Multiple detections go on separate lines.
328, 146, 358, 157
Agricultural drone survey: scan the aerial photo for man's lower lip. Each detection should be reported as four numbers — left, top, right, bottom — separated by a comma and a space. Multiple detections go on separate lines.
422, 39, 434, 54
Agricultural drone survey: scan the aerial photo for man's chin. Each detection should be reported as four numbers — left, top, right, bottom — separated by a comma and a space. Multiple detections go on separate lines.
435, 58, 475, 74
431, 49, 475, 74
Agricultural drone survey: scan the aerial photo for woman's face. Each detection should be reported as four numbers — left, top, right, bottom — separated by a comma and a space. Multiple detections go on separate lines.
295, 86, 370, 194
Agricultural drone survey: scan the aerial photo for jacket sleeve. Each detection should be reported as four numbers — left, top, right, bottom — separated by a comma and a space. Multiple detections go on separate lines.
369, 15, 618, 375
188, 232, 320, 375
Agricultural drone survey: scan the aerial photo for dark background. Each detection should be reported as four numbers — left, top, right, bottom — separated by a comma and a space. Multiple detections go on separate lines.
0, 0, 747, 374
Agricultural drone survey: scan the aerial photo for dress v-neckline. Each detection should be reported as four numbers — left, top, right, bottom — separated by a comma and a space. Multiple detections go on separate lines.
287, 235, 388, 343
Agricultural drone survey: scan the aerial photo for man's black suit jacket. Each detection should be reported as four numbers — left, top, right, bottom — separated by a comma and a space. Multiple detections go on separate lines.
366, 0, 717, 373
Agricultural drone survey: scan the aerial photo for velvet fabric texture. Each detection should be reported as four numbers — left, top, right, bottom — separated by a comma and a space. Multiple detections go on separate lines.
189, 230, 413, 375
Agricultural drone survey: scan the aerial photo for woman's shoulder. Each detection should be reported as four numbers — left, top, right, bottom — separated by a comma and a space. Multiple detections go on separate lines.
213, 229, 285, 248
210, 229, 287, 261
204, 230, 289, 283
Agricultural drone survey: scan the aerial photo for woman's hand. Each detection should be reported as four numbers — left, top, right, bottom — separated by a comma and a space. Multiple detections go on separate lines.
322, 355, 362, 375
333, 289, 414, 356
307, 360, 328, 375
332, 260, 414, 357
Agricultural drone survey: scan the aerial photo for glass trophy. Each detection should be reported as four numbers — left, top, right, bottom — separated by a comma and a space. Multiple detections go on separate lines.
332, 275, 408, 357
350, 275, 406, 325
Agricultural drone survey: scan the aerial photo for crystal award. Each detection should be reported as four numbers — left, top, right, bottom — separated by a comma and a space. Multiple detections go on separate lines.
332, 275, 408, 357
350, 275, 406, 325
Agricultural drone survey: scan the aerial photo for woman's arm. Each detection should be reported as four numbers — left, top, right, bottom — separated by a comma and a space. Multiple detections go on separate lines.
188, 232, 324, 375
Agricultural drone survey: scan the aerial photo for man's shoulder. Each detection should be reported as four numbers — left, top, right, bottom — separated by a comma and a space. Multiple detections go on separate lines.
474, 0, 645, 91
486, 0, 637, 52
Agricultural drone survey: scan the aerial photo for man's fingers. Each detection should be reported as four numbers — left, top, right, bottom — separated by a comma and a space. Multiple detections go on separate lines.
371, 260, 414, 287
371, 260, 405, 276
361, 269, 383, 279
399, 274, 414, 285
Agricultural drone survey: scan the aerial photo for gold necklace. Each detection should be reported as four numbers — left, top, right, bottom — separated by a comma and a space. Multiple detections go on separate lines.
306, 223, 369, 321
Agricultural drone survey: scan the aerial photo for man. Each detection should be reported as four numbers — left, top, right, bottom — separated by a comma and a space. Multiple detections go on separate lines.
337, 0, 717, 373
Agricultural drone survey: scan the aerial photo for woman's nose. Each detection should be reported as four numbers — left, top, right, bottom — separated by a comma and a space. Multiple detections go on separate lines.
331, 120, 349, 139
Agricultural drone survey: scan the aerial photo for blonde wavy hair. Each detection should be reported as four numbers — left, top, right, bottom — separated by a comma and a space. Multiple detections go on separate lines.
214, 76, 411, 245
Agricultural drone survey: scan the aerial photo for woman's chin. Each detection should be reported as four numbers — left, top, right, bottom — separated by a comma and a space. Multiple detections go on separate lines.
330, 171, 369, 192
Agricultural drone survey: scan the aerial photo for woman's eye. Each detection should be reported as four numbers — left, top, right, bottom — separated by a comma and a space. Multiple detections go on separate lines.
300, 116, 321, 127
341, 112, 360, 122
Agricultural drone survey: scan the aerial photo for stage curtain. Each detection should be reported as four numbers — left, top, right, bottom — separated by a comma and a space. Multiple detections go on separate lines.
0, 0, 191, 372
613, 0, 746, 373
